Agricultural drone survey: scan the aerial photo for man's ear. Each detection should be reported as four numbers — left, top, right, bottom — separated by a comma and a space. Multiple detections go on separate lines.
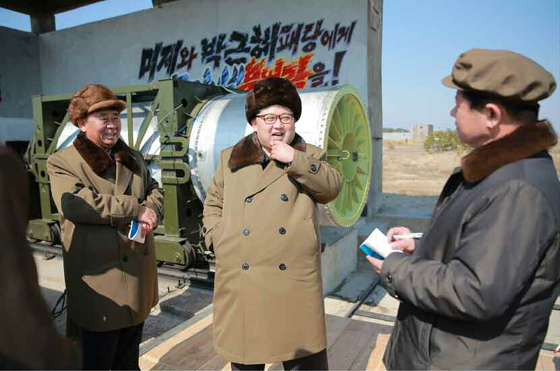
250, 118, 257, 131
77, 118, 87, 132
484, 103, 503, 130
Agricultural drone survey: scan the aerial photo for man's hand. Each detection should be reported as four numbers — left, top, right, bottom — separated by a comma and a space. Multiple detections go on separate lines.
139, 222, 151, 238
138, 206, 158, 237
366, 256, 383, 274
270, 141, 294, 164
367, 226, 415, 275
387, 226, 415, 255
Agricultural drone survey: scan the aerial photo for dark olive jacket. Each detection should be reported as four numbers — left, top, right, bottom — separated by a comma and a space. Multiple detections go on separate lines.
0, 147, 80, 369
381, 121, 560, 370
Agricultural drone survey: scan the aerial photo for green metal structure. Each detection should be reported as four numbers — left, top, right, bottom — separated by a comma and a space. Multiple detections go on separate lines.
25, 79, 373, 271
26, 79, 226, 269
323, 86, 371, 227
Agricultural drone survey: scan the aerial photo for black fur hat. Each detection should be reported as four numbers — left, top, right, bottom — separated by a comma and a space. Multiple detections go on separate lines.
245, 77, 302, 124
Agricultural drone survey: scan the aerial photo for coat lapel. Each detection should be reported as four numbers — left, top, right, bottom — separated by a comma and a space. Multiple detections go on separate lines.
232, 164, 265, 198
248, 160, 288, 196
115, 162, 133, 196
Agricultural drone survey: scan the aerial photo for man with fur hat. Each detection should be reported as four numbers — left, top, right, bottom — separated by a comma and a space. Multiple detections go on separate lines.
47, 84, 164, 369
367, 49, 560, 369
203, 77, 341, 370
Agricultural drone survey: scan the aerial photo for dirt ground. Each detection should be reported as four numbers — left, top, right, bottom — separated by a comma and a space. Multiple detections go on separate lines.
382, 140, 560, 196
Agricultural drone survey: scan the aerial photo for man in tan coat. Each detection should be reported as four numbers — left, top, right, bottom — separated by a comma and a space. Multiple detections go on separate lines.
0, 146, 80, 369
47, 85, 164, 369
203, 77, 342, 370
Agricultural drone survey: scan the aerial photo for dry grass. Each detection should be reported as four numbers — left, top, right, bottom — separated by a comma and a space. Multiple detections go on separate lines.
383, 141, 560, 196
385, 140, 411, 148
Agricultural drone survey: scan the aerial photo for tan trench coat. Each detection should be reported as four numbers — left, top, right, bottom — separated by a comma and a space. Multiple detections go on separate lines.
203, 133, 342, 364
0, 147, 80, 368
47, 133, 164, 332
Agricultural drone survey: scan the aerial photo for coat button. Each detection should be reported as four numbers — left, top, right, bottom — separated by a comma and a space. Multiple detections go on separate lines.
243, 228, 250, 236
279, 227, 286, 235
310, 164, 317, 172
123, 255, 129, 262
245, 196, 253, 203
242, 263, 249, 270
280, 194, 289, 202
387, 274, 393, 284
279, 263, 286, 270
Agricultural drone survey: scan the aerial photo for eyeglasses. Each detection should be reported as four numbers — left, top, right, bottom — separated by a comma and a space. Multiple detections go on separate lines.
256, 113, 294, 125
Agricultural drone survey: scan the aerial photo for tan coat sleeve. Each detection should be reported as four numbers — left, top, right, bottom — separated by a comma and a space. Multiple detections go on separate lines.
47, 152, 140, 226
202, 151, 225, 251
287, 147, 342, 204
139, 157, 164, 222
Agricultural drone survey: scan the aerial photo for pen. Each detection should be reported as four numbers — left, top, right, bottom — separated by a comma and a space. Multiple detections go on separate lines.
393, 233, 423, 240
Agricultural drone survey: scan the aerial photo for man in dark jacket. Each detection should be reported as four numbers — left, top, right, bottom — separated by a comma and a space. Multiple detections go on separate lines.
368, 49, 559, 369
0, 146, 80, 369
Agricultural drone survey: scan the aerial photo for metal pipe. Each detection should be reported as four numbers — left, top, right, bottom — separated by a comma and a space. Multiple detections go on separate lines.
344, 276, 380, 318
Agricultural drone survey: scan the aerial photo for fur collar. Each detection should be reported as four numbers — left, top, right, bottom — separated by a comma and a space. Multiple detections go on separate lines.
73, 131, 139, 176
462, 120, 558, 182
228, 132, 306, 172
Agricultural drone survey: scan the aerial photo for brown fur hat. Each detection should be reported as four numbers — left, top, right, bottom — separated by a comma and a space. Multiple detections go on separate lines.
68, 84, 126, 126
245, 77, 302, 124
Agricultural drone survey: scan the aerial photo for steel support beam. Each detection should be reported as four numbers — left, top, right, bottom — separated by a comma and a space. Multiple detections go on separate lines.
31, 12, 55, 34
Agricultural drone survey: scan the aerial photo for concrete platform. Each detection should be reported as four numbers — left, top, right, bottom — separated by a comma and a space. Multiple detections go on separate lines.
138, 298, 559, 370
139, 312, 393, 370
320, 226, 358, 295
357, 193, 438, 245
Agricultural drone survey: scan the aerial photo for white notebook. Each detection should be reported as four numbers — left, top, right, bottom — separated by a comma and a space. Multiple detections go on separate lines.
361, 228, 403, 259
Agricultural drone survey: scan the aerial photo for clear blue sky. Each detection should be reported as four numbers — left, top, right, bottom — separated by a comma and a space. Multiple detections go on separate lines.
382, 0, 560, 131
1, 0, 559, 131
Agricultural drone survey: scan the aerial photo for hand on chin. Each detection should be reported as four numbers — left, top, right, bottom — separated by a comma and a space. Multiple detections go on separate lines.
270, 140, 294, 164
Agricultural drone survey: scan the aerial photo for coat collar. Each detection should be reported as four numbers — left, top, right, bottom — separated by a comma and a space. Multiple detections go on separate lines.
228, 132, 307, 172
73, 131, 140, 176
461, 120, 557, 182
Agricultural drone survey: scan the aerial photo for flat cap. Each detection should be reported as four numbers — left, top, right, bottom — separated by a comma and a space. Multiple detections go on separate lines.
245, 77, 302, 124
68, 84, 126, 126
442, 48, 556, 104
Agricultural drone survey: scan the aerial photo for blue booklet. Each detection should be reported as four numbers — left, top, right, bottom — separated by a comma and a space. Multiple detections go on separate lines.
359, 244, 386, 260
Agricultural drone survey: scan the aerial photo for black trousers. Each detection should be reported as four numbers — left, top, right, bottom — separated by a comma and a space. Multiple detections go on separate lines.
231, 348, 328, 371
80, 322, 144, 370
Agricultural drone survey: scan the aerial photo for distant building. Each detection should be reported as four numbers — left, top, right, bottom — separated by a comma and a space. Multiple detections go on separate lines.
412, 124, 433, 142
